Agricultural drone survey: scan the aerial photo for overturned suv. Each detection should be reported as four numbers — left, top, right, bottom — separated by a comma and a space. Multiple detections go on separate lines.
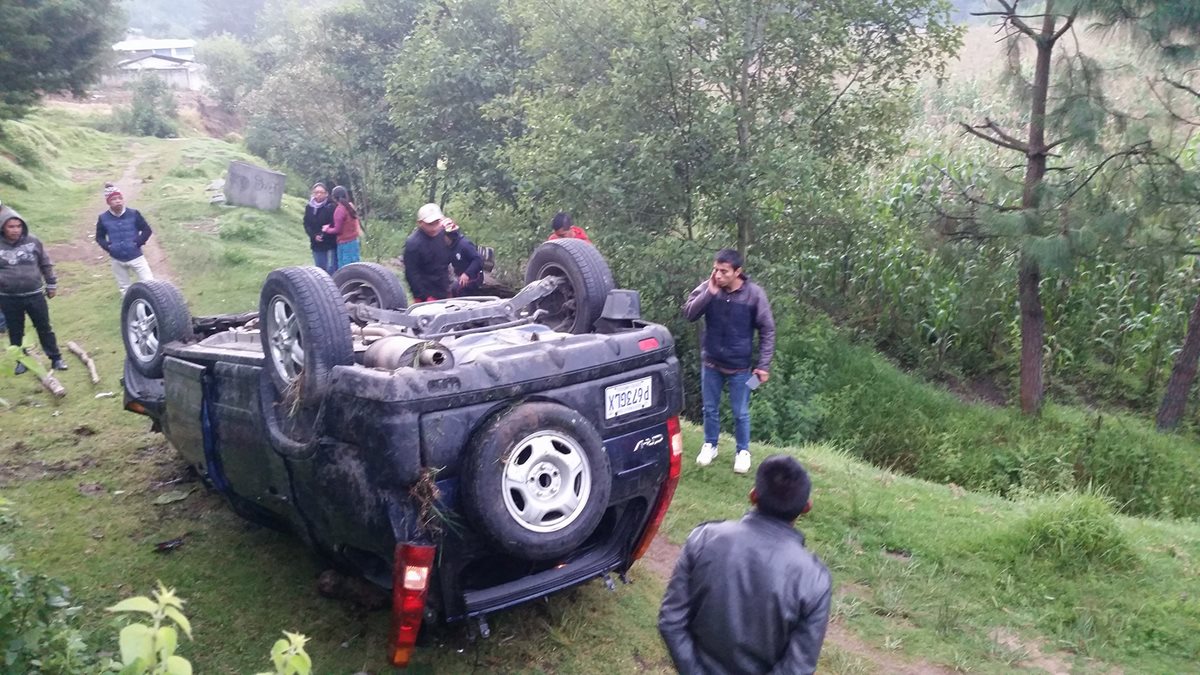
119, 239, 683, 667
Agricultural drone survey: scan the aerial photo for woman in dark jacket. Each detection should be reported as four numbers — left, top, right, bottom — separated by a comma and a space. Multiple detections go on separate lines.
0, 204, 66, 373
304, 182, 337, 274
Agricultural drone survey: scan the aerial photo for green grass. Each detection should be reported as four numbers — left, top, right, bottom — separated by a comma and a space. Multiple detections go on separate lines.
0, 113, 127, 244
3, 108, 1200, 673
750, 316, 1200, 519
666, 441, 1200, 673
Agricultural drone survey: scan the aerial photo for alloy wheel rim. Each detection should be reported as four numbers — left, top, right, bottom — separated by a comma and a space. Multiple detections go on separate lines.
266, 294, 304, 383
501, 430, 592, 533
126, 298, 160, 363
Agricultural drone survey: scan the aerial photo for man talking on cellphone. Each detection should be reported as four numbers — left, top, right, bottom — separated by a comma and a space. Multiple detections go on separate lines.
682, 248, 776, 474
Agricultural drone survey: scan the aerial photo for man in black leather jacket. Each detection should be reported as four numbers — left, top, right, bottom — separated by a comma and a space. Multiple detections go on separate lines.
659, 455, 832, 674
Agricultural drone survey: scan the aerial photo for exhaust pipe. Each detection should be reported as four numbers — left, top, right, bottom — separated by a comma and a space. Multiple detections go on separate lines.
363, 335, 454, 370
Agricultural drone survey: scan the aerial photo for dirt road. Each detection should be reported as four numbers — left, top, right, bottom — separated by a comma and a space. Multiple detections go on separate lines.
49, 146, 174, 282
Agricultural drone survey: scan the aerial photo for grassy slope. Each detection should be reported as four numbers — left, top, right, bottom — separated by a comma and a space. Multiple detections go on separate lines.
1, 109, 1199, 673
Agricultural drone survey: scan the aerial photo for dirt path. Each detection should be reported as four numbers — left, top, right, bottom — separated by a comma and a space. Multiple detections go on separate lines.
49, 144, 174, 282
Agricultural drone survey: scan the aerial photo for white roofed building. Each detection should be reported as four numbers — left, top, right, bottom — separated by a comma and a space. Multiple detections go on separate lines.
106, 38, 206, 91
112, 38, 197, 61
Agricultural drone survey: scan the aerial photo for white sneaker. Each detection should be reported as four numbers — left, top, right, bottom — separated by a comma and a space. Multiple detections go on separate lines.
733, 450, 751, 474
696, 443, 718, 466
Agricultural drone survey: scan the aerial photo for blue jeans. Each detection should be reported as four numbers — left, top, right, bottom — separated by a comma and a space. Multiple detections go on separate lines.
337, 238, 361, 268
312, 248, 337, 274
702, 365, 753, 451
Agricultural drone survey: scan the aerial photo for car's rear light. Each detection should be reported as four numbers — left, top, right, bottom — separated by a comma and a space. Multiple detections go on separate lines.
638, 337, 659, 351
389, 543, 436, 668
125, 400, 148, 415
632, 416, 683, 562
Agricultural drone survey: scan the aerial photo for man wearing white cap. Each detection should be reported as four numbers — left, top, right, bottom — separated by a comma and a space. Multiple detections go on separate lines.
404, 203, 457, 302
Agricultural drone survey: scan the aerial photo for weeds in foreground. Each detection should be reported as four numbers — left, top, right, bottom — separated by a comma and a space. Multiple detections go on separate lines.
107, 582, 316, 674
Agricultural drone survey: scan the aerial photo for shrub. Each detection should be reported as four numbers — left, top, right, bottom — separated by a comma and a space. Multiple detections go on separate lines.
0, 545, 98, 673
767, 317, 1200, 518
222, 246, 252, 266
219, 223, 266, 243
112, 77, 179, 139
0, 156, 32, 189
1000, 492, 1136, 572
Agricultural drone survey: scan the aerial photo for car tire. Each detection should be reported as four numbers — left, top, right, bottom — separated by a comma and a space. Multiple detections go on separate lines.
462, 402, 612, 560
259, 266, 354, 401
524, 239, 614, 334
333, 262, 409, 310
121, 280, 193, 378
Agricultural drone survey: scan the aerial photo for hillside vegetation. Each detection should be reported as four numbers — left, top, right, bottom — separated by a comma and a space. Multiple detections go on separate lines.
1, 105, 1199, 672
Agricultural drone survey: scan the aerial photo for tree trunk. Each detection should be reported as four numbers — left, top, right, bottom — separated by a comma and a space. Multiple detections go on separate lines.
426, 166, 438, 204
1015, 6, 1057, 415
1156, 291, 1200, 430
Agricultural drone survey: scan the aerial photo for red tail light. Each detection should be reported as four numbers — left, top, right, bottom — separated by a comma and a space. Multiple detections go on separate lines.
632, 416, 683, 561
389, 543, 436, 668
638, 337, 660, 351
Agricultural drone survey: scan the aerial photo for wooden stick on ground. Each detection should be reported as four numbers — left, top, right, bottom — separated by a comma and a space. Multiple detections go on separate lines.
40, 372, 67, 398
6, 345, 67, 398
67, 341, 101, 384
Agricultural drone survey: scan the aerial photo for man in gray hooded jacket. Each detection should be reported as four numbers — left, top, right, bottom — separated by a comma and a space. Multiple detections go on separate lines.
0, 203, 66, 372
659, 455, 831, 675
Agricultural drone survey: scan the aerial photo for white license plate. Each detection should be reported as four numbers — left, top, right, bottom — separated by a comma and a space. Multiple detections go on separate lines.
605, 377, 654, 419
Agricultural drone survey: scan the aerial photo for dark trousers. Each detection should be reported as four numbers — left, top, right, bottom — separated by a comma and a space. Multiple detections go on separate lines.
312, 248, 337, 275
0, 293, 61, 360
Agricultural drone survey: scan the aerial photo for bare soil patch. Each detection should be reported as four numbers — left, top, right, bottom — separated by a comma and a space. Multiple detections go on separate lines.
48, 149, 176, 283
991, 628, 1072, 675
935, 371, 1008, 407
639, 531, 682, 580
0, 455, 100, 486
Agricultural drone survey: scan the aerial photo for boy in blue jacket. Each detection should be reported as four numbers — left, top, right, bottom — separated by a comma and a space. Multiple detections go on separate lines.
95, 182, 155, 294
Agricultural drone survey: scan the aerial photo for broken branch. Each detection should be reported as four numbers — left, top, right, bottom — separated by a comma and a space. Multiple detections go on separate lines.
67, 341, 100, 384
959, 121, 1030, 154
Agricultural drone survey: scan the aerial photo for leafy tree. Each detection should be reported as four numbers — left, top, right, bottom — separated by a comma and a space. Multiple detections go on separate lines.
945, 0, 1174, 415
0, 0, 124, 121
322, 0, 425, 216
196, 33, 262, 109
113, 76, 179, 137
243, 1, 420, 220
384, 0, 530, 206
507, 0, 961, 254
1082, 0, 1200, 428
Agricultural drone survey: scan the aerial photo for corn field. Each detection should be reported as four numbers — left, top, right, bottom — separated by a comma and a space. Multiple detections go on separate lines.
785, 205, 1200, 410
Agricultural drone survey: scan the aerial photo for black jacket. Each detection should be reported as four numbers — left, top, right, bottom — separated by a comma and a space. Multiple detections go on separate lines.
404, 228, 454, 301
448, 232, 482, 279
658, 511, 832, 675
303, 201, 337, 251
